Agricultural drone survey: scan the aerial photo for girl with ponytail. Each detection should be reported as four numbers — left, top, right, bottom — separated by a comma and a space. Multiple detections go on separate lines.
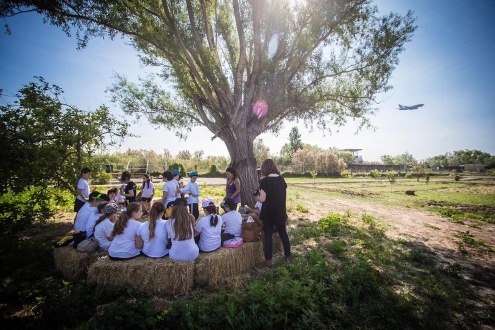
195, 199, 223, 252
108, 202, 143, 260
136, 202, 169, 258
165, 198, 199, 261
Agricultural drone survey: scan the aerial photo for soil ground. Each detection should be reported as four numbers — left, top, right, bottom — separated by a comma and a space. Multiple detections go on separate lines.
288, 194, 495, 313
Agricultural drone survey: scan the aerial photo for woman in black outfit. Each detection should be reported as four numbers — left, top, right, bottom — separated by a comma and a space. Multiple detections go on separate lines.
255, 159, 291, 267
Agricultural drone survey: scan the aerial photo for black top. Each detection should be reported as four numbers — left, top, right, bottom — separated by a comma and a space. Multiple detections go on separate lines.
125, 181, 137, 203
259, 175, 287, 226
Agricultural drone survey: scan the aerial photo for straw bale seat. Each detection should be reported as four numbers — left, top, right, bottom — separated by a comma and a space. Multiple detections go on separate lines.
53, 246, 106, 281
194, 241, 264, 288
55, 234, 285, 295
87, 255, 195, 296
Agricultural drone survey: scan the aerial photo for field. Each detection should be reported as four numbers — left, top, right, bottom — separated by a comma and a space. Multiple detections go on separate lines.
0, 177, 494, 328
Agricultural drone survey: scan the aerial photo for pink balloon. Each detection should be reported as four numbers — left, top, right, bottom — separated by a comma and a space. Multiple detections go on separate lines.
252, 99, 268, 119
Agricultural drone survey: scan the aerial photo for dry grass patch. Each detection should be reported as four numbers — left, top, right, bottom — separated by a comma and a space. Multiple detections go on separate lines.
53, 246, 106, 281
87, 256, 195, 296
195, 242, 264, 288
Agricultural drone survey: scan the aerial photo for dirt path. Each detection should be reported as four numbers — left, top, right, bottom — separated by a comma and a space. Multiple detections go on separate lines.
294, 197, 495, 302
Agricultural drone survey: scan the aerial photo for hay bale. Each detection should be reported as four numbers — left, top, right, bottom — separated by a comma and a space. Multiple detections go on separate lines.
53, 246, 105, 281
87, 256, 195, 296
194, 241, 264, 288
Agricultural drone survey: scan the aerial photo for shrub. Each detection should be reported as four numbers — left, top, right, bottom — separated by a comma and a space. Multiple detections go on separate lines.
369, 169, 381, 179
91, 171, 111, 185
0, 187, 72, 233
405, 173, 412, 179
296, 203, 308, 213
202, 164, 223, 177
341, 170, 351, 178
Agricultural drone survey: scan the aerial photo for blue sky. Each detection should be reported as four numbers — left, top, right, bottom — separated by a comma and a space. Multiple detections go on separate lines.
1, 0, 494, 162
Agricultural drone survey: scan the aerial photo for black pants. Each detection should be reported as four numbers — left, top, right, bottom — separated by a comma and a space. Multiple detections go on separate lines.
263, 221, 291, 260
74, 198, 86, 213
189, 203, 199, 220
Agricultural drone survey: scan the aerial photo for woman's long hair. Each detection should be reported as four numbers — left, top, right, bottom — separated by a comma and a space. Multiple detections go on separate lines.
226, 166, 237, 180
204, 205, 218, 227
171, 204, 195, 241
148, 202, 165, 240
143, 174, 151, 189
111, 202, 141, 239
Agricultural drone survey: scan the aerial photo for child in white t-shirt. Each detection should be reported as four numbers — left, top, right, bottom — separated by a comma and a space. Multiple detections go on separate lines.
93, 203, 120, 252
136, 202, 169, 258
220, 197, 242, 241
140, 174, 155, 214
166, 198, 199, 261
182, 171, 200, 220
108, 202, 143, 260
74, 191, 109, 233
74, 167, 91, 213
195, 199, 223, 252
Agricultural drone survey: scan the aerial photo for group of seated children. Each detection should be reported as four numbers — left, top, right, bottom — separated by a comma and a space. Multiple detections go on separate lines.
82, 197, 243, 262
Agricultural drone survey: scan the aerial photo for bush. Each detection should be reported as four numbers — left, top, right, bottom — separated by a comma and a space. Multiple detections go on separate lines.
91, 171, 111, 185
405, 173, 412, 179
0, 187, 72, 233
341, 170, 351, 178
369, 169, 381, 179
201, 164, 223, 177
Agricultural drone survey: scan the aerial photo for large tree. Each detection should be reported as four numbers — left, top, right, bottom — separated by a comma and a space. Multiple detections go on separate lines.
1, 0, 416, 203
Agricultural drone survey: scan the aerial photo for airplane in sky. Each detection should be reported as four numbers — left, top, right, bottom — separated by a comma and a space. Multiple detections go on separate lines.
398, 104, 424, 110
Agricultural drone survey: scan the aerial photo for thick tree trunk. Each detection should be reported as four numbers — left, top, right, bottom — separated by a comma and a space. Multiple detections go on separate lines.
219, 127, 259, 207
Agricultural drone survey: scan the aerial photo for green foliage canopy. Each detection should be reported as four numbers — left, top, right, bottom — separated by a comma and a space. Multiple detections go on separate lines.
0, 77, 130, 193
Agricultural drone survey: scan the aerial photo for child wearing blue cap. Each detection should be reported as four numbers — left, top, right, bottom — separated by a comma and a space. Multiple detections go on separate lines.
172, 169, 182, 198
182, 171, 200, 220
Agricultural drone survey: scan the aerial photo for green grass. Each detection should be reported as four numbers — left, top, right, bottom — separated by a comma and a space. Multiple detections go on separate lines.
288, 179, 495, 224
1, 178, 494, 328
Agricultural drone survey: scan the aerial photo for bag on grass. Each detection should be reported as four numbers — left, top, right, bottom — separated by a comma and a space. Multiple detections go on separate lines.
76, 237, 99, 253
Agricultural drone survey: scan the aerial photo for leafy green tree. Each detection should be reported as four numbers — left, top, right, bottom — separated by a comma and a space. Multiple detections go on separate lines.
333, 149, 355, 165
276, 144, 293, 167
1, 0, 416, 203
177, 150, 192, 160
386, 170, 397, 191
396, 152, 417, 166
381, 154, 396, 165
0, 77, 129, 193
193, 150, 204, 162
412, 163, 424, 182
452, 149, 495, 166
253, 139, 270, 165
289, 127, 303, 157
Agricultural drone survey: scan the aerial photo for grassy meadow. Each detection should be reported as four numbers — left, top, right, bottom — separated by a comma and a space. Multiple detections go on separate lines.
0, 177, 494, 328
